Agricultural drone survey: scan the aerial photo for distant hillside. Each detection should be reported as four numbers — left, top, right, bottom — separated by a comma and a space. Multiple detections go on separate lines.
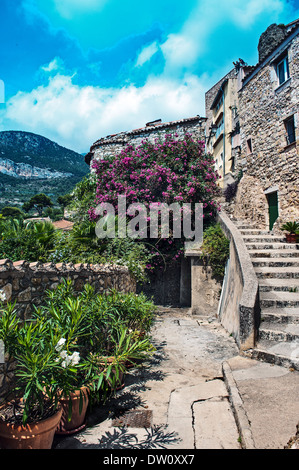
0, 131, 89, 207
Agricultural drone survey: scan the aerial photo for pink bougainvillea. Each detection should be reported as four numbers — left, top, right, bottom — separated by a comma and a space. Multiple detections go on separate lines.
88, 133, 221, 269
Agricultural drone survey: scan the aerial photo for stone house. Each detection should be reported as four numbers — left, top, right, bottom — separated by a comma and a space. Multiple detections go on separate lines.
233, 20, 299, 230
205, 62, 252, 188
84, 116, 206, 168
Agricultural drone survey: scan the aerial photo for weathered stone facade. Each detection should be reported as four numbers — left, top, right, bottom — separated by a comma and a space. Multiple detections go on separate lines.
85, 116, 207, 167
0, 259, 136, 320
233, 21, 299, 230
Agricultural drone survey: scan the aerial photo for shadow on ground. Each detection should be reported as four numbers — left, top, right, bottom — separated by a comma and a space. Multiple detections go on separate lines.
53, 340, 175, 449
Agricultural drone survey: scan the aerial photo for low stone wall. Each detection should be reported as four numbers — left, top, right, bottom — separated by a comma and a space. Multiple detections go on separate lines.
0, 259, 136, 319
217, 211, 260, 350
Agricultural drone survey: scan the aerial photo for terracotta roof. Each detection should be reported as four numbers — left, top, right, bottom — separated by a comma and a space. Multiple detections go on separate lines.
127, 116, 206, 136
52, 219, 74, 231
89, 116, 206, 150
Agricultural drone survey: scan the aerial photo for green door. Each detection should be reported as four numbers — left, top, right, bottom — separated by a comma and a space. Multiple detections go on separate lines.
267, 191, 279, 230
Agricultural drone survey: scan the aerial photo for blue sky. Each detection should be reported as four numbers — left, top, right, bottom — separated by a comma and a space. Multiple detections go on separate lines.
0, 0, 298, 152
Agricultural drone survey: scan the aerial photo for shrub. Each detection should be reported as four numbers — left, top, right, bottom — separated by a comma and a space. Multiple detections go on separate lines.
88, 133, 221, 268
200, 223, 230, 279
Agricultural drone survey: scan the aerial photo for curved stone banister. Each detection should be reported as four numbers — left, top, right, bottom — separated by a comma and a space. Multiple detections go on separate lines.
217, 211, 260, 350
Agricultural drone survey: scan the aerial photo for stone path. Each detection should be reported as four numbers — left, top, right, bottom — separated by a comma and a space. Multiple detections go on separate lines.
53, 307, 299, 450
53, 309, 242, 450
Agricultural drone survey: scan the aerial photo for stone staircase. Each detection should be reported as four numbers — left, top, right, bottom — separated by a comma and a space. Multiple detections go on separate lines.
234, 220, 299, 370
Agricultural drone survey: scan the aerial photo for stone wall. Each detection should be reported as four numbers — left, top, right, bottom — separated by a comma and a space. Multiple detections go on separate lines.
235, 29, 299, 230
86, 116, 207, 167
0, 259, 136, 320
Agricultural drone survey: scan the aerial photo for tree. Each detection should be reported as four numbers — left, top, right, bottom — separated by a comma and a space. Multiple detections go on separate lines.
1, 206, 25, 219
22, 193, 53, 217
57, 194, 72, 208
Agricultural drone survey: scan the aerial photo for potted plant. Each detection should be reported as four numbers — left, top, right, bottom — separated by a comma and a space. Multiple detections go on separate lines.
31, 289, 103, 436
0, 296, 101, 446
0, 304, 63, 449
91, 326, 155, 392
281, 222, 299, 243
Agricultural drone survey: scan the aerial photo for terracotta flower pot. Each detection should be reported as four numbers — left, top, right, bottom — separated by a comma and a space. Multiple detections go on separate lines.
56, 386, 89, 435
0, 405, 62, 449
286, 233, 297, 243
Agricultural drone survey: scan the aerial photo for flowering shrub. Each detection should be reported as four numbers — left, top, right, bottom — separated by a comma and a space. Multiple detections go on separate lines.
88, 133, 221, 268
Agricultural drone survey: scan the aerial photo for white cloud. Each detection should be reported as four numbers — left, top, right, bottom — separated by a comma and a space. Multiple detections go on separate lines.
53, 0, 107, 19
41, 57, 61, 73
1, 73, 207, 152
161, 34, 199, 69
159, 0, 286, 72
135, 42, 159, 67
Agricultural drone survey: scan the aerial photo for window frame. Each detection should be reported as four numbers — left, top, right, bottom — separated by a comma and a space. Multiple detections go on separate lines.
246, 137, 253, 155
284, 115, 296, 146
276, 54, 290, 86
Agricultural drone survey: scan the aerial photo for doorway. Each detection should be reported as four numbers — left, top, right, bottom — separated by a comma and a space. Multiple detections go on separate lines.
266, 191, 279, 230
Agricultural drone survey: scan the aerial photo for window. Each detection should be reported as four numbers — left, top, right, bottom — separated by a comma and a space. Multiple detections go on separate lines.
284, 116, 296, 145
214, 117, 223, 140
246, 138, 253, 154
277, 55, 290, 85
215, 96, 223, 113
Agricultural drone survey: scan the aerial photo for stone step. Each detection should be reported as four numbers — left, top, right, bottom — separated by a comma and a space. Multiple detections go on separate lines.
259, 279, 299, 292
239, 229, 273, 235
260, 291, 299, 308
245, 243, 298, 250
252, 257, 299, 268
249, 249, 299, 258
258, 323, 299, 342
242, 235, 285, 243
243, 340, 299, 371
260, 307, 299, 324
255, 267, 299, 279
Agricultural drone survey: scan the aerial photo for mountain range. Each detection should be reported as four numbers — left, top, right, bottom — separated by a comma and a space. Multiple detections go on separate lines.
0, 131, 89, 208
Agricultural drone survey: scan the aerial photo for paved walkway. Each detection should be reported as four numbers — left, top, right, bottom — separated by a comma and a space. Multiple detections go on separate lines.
53, 308, 299, 450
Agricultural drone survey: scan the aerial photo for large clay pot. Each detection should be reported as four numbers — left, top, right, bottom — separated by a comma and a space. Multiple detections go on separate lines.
286, 233, 297, 243
56, 387, 89, 435
0, 405, 62, 449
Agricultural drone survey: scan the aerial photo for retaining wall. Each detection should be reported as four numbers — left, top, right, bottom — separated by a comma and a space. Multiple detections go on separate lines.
0, 259, 136, 319
217, 211, 261, 350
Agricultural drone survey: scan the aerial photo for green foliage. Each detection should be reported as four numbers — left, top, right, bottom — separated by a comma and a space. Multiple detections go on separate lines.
67, 175, 97, 223
49, 220, 152, 283
0, 280, 156, 424
281, 221, 299, 234
22, 193, 53, 217
0, 218, 57, 262
200, 223, 230, 279
1, 207, 25, 219
57, 194, 73, 208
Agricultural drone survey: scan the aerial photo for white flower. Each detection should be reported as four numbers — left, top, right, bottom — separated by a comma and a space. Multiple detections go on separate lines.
0, 291, 6, 302
58, 350, 80, 368
55, 338, 66, 351
69, 351, 80, 365
59, 350, 68, 359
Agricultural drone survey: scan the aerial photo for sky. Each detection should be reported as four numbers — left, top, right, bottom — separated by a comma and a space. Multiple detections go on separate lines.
0, 0, 298, 153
